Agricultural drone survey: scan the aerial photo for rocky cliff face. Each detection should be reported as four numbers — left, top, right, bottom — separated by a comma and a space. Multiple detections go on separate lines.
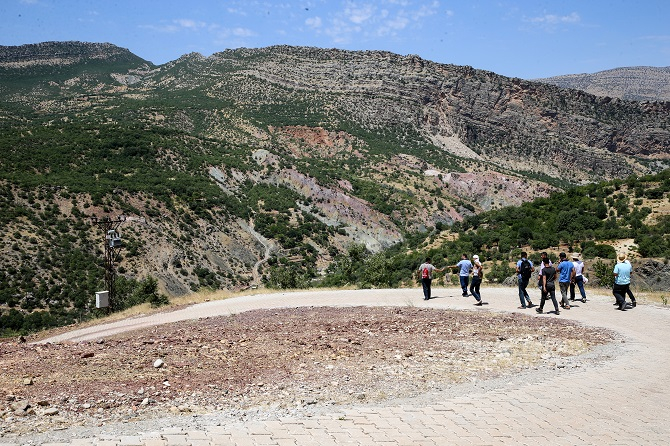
142, 46, 670, 179
536, 66, 670, 102
1, 42, 669, 297
0, 41, 149, 68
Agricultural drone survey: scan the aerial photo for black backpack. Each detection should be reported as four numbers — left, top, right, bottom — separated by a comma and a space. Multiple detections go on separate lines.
519, 259, 532, 280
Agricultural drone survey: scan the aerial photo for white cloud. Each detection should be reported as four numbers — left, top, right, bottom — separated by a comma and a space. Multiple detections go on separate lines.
231, 27, 254, 37
377, 15, 410, 36
527, 12, 581, 25
316, 1, 440, 43
141, 19, 212, 34
174, 19, 208, 30
306, 16, 323, 29
344, 3, 376, 24
140, 23, 181, 33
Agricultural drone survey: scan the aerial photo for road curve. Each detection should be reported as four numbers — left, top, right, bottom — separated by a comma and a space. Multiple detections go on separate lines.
10, 286, 670, 445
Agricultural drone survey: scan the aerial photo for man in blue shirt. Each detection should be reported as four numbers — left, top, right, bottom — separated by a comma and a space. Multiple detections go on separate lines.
515, 252, 534, 309
448, 254, 473, 297
556, 252, 574, 310
613, 253, 634, 310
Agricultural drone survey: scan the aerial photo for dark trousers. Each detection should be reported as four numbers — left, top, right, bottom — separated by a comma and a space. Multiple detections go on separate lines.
422, 278, 432, 300
470, 276, 482, 301
613, 283, 630, 308
540, 284, 559, 312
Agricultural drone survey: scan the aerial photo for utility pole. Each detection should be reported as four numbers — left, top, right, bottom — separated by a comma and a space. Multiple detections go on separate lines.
91, 215, 125, 310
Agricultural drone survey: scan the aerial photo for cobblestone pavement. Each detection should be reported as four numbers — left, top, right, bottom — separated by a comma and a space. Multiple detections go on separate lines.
4, 286, 670, 445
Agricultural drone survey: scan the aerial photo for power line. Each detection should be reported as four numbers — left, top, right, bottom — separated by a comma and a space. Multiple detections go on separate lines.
90, 215, 126, 311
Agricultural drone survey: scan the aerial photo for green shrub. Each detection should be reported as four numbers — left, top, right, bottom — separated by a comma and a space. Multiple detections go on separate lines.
582, 243, 616, 259
486, 260, 515, 283
592, 260, 615, 288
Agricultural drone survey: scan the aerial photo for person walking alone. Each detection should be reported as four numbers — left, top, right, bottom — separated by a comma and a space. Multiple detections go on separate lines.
613, 253, 635, 310
418, 258, 443, 301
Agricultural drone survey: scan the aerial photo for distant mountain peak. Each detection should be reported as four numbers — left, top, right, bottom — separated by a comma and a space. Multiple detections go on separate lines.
535, 66, 670, 102
0, 41, 150, 68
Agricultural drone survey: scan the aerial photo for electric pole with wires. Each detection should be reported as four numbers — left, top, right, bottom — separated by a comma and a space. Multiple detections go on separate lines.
91, 215, 125, 311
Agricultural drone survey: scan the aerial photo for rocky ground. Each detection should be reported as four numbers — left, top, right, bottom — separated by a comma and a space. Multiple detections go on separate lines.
0, 306, 614, 441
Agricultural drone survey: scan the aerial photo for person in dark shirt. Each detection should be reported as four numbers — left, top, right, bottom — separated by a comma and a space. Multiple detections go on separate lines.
537, 258, 560, 315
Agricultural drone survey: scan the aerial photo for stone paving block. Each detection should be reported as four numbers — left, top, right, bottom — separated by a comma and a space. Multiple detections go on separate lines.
141, 440, 167, 446
188, 440, 213, 446
160, 434, 190, 445
118, 436, 144, 446
205, 434, 233, 444
184, 430, 211, 440
310, 418, 350, 432
160, 428, 186, 435
229, 437, 259, 446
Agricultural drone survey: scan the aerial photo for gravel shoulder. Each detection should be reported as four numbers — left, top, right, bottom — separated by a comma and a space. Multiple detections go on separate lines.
1, 287, 619, 443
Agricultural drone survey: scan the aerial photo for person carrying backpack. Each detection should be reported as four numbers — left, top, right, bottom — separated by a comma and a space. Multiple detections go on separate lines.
516, 252, 535, 309
417, 258, 443, 300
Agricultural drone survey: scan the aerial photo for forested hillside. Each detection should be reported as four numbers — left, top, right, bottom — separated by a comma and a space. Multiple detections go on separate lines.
1, 42, 669, 335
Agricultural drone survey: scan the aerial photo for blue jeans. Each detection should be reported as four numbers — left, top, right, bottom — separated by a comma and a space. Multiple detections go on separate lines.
570, 275, 587, 300
518, 277, 531, 307
459, 275, 469, 295
470, 276, 482, 301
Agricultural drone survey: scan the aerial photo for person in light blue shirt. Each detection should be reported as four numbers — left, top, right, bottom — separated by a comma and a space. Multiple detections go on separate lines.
448, 254, 473, 297
556, 252, 574, 309
613, 253, 635, 310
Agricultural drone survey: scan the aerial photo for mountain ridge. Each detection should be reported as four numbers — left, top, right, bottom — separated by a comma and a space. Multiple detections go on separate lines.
1, 41, 669, 331
535, 66, 670, 102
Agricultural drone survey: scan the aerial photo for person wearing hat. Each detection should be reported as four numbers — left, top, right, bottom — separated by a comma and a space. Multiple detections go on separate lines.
569, 253, 587, 303
469, 254, 484, 306
613, 253, 635, 310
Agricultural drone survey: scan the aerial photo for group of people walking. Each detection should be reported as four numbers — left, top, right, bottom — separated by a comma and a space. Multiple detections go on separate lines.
417, 254, 483, 305
418, 250, 636, 314
516, 251, 588, 315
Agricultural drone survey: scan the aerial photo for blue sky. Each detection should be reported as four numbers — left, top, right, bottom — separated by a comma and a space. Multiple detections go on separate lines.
1, 0, 669, 79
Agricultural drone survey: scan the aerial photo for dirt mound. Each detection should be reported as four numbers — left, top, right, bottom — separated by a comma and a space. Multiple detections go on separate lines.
0, 306, 613, 437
